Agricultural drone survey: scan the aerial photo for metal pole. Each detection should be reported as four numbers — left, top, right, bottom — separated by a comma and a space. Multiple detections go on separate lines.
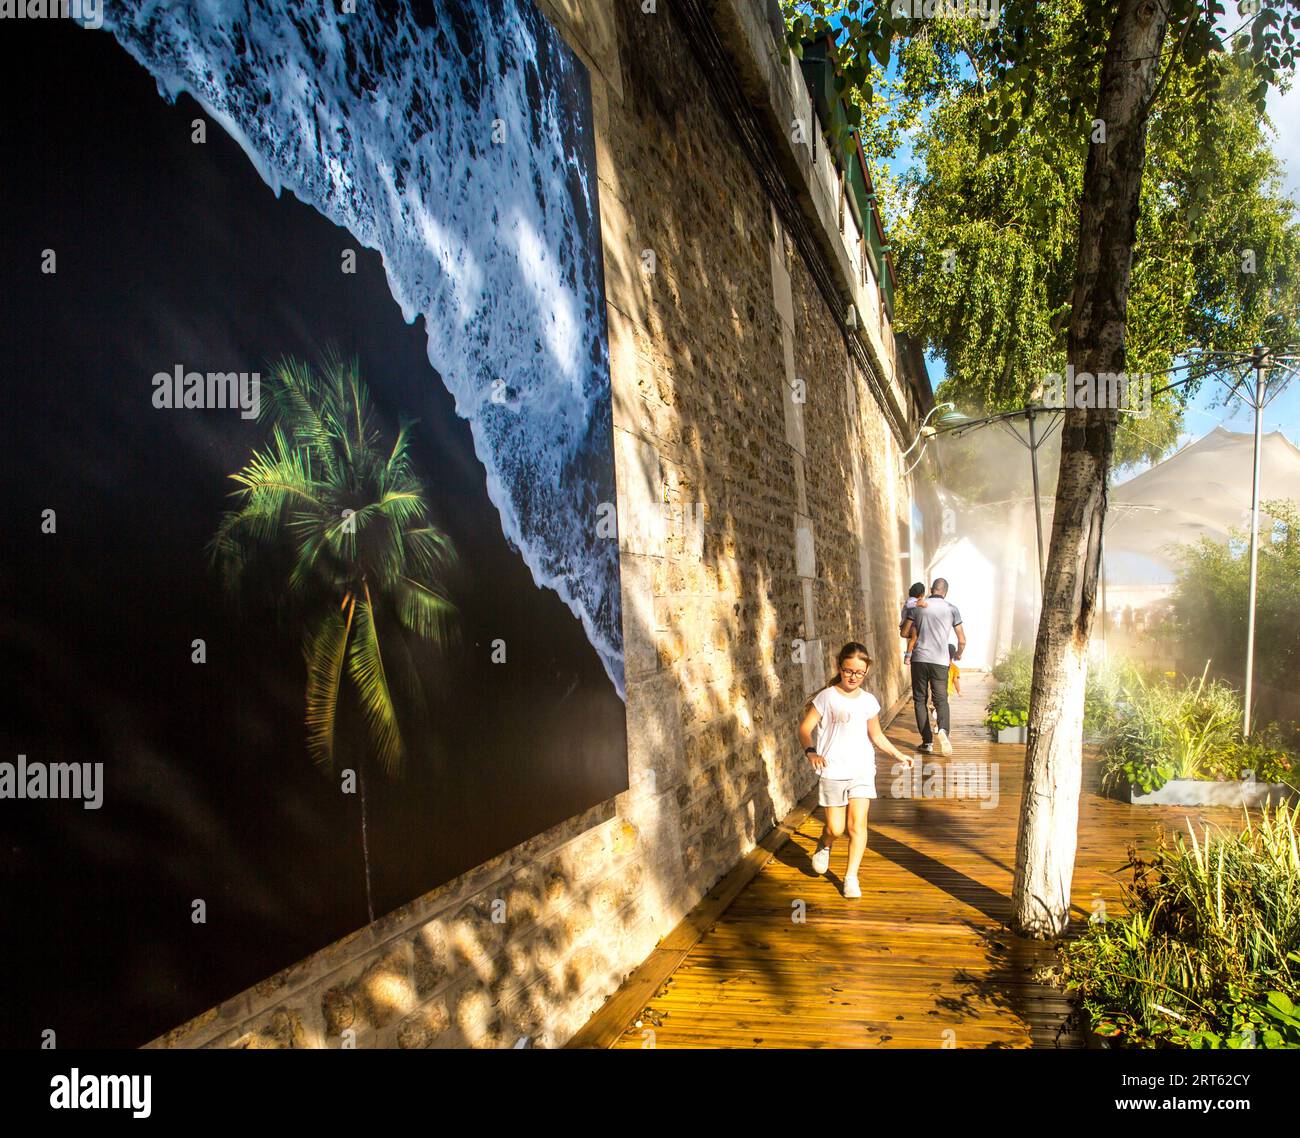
1244, 349, 1266, 737
1027, 407, 1046, 596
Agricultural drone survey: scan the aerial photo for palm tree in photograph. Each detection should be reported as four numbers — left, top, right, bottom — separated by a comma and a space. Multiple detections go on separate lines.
210, 354, 457, 922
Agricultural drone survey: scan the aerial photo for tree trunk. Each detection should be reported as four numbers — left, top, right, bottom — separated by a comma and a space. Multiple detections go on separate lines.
1010, 0, 1170, 937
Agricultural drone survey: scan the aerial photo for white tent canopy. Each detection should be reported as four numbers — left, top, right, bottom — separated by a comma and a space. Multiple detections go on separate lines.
925, 426, 1300, 665
1106, 426, 1300, 571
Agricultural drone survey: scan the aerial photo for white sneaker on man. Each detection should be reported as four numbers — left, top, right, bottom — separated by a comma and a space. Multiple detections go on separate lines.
843, 876, 861, 899
918, 742, 934, 754
937, 729, 952, 756
811, 845, 830, 875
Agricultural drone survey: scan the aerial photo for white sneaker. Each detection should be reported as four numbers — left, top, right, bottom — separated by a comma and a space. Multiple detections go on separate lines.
937, 729, 952, 756
811, 845, 830, 875
843, 876, 861, 899
918, 742, 934, 754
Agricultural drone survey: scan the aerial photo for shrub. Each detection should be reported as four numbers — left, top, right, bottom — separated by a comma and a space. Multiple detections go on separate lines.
983, 646, 1033, 730
1172, 498, 1300, 691
984, 647, 1130, 738
1084, 655, 1134, 740
1204, 721, 1300, 787
990, 645, 1034, 692
1100, 666, 1244, 794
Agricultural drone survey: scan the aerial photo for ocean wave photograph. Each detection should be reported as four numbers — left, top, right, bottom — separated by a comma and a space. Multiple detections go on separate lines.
0, 1, 626, 1048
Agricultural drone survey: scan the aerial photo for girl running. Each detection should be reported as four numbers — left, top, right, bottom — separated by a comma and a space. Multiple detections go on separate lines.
798, 642, 914, 898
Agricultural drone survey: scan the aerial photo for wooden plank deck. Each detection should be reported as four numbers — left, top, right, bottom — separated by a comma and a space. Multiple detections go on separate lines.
583, 672, 1248, 1049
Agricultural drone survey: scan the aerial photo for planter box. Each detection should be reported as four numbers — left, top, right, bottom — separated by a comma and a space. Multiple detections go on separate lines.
1128, 778, 1297, 808
990, 725, 1027, 744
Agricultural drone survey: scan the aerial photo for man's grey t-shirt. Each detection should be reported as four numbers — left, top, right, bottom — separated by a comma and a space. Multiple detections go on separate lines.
907, 596, 962, 665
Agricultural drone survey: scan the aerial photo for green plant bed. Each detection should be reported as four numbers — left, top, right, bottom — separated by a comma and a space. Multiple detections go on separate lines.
1099, 666, 1299, 799
1062, 803, 1300, 1048
984, 647, 1128, 744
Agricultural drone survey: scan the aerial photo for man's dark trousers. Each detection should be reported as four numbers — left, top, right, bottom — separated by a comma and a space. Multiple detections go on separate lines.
911, 661, 950, 744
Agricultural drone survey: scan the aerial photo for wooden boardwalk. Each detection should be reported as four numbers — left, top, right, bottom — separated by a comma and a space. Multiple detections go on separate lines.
579, 673, 1248, 1049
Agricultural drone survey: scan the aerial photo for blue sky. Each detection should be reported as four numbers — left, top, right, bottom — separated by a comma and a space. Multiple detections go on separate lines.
1180, 359, 1299, 444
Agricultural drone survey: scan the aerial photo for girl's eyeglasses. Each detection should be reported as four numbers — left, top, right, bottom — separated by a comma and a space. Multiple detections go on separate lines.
841, 668, 868, 679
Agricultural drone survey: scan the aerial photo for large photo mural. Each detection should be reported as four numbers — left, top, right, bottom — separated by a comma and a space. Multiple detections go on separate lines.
1, 1, 626, 1048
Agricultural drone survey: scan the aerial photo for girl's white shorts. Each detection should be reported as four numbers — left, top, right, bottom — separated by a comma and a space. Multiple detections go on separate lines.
818, 776, 876, 806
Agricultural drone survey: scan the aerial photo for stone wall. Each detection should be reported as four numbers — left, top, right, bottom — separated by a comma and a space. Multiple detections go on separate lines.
151, 0, 933, 1050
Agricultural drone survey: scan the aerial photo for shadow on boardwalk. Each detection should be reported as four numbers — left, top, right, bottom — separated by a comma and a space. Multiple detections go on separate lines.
586, 672, 1247, 1049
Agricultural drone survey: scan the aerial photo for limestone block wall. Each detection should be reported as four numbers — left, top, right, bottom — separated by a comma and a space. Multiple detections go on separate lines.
151, 0, 930, 1050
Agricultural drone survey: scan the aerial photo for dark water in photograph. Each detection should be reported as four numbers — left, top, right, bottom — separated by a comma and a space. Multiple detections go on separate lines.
0, 11, 625, 1047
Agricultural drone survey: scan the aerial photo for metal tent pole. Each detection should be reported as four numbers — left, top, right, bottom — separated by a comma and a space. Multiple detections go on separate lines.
1243, 346, 1267, 737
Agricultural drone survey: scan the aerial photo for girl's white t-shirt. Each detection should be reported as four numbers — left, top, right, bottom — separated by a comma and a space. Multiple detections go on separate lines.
811, 685, 881, 782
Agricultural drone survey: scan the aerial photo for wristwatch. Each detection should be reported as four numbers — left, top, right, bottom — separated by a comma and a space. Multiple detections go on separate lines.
804, 746, 817, 755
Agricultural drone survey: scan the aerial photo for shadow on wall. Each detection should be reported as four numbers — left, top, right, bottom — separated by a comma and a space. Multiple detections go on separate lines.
160, 0, 916, 1049
604, 0, 912, 970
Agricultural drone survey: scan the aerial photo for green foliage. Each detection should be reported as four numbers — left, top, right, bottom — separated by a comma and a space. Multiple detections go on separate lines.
1172, 499, 1300, 691
1064, 803, 1300, 1048
986, 706, 1027, 731
783, 2, 1300, 498
1101, 666, 1300, 792
1100, 666, 1245, 793
983, 646, 1125, 735
989, 644, 1032, 689
210, 355, 456, 779
905, 23, 1300, 483
1206, 721, 1300, 787
1177, 988, 1300, 1049
786, 3, 1300, 140
983, 645, 1033, 727
1084, 656, 1129, 739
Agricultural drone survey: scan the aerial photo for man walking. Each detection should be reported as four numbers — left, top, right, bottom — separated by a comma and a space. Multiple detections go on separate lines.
901, 578, 965, 756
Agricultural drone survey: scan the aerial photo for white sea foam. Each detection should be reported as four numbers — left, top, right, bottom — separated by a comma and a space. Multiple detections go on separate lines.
98, 0, 624, 697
